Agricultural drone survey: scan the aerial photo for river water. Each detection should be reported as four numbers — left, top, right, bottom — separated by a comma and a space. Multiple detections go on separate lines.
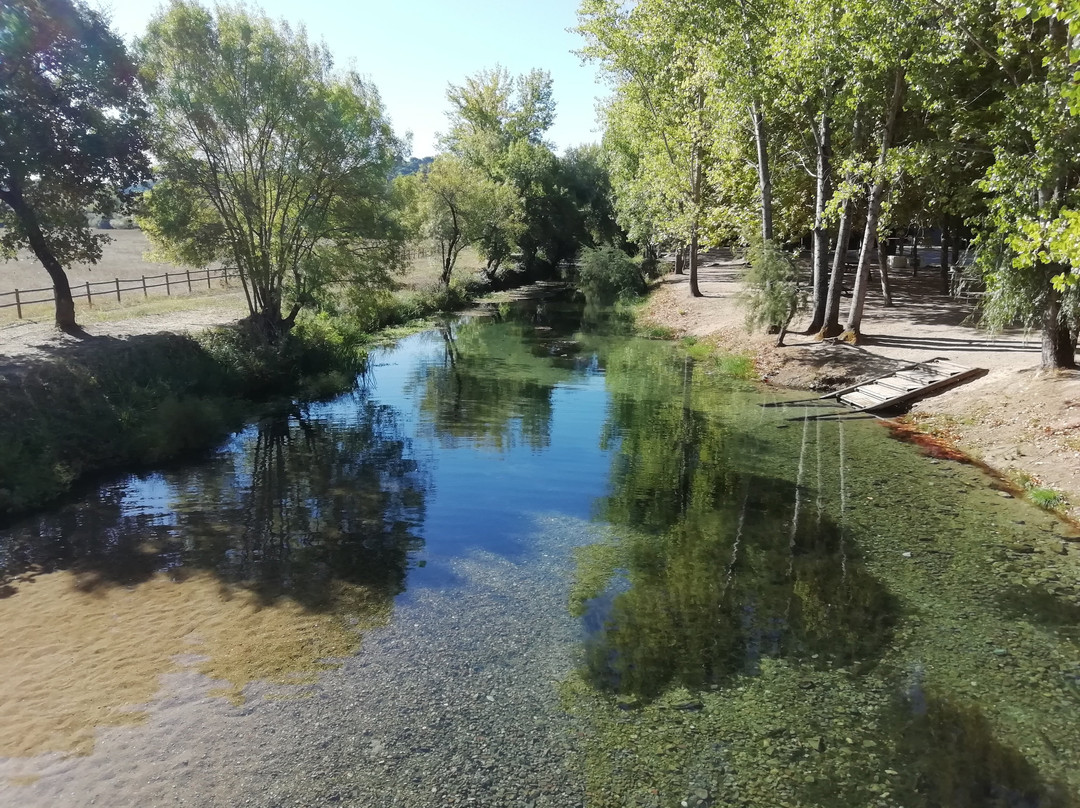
1, 298, 1079, 807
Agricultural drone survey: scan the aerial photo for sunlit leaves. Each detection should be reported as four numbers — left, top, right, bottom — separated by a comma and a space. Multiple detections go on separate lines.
138, 2, 404, 329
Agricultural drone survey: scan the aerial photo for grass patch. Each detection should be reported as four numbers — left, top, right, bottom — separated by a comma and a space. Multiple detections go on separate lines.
0, 314, 370, 518
1012, 472, 1069, 512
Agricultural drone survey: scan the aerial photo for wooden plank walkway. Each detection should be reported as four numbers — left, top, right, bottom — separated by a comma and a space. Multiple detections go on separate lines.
765, 357, 987, 420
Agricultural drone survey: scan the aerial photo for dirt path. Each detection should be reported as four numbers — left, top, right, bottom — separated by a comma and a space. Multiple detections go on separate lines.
0, 294, 246, 382
642, 252, 1080, 518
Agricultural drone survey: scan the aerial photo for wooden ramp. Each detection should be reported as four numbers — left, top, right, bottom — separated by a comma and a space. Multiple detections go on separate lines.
767, 357, 987, 420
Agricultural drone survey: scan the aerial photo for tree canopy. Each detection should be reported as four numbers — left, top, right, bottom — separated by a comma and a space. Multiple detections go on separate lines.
577, 0, 1080, 369
0, 0, 151, 331
138, 1, 405, 339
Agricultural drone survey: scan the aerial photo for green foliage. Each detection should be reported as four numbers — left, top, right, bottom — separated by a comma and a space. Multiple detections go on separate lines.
394, 156, 512, 285
737, 236, 803, 332
441, 66, 616, 273
1028, 487, 1068, 510
0, 0, 152, 324
577, 246, 645, 304
138, 2, 405, 331
0, 321, 372, 517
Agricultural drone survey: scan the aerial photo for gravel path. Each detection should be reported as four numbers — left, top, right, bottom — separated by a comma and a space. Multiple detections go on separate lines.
0, 516, 594, 807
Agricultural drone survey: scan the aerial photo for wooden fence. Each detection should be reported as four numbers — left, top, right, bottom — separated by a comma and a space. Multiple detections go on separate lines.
1, 244, 437, 320
0, 266, 233, 320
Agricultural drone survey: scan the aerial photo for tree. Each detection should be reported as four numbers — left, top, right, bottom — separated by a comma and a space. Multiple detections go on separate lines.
579, 0, 716, 297
138, 1, 404, 340
441, 66, 589, 271
0, 0, 151, 332
396, 156, 498, 286
952, 0, 1080, 368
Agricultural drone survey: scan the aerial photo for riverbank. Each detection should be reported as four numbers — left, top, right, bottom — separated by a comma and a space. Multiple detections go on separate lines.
639, 252, 1080, 520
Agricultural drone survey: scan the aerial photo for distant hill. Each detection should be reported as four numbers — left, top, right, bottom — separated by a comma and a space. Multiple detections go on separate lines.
393, 156, 435, 178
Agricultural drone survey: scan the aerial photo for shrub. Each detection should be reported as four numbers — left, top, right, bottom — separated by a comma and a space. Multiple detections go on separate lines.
737, 236, 804, 339
577, 246, 646, 304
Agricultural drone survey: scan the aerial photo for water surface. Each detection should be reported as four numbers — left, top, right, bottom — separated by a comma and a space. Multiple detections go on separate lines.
1, 299, 1078, 807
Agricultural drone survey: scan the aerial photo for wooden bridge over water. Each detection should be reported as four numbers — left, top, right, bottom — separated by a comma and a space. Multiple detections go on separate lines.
767, 357, 987, 420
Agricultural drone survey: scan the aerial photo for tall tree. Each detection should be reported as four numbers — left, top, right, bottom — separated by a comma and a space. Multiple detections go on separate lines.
396, 156, 502, 286
0, 0, 151, 331
942, 0, 1080, 368
579, 0, 715, 296
138, 1, 404, 340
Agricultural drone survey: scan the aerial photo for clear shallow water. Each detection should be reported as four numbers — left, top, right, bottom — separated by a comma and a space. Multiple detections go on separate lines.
1, 300, 1079, 807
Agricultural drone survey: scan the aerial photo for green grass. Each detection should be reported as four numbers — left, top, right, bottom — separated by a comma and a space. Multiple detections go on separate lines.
0, 314, 370, 518
1012, 472, 1069, 512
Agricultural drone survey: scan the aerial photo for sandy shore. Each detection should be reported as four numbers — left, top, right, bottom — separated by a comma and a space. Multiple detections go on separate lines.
640, 253, 1080, 519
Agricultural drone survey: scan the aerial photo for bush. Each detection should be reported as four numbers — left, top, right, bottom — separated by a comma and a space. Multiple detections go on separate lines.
737, 236, 803, 337
577, 246, 645, 304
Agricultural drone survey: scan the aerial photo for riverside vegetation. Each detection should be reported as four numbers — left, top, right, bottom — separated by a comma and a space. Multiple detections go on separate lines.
0, 277, 489, 517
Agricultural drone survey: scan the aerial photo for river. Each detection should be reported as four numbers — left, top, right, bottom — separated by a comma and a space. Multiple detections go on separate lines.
1, 297, 1078, 807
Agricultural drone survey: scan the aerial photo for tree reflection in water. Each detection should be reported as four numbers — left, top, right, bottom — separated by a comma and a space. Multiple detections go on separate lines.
577, 347, 896, 699
407, 309, 583, 452
0, 401, 428, 613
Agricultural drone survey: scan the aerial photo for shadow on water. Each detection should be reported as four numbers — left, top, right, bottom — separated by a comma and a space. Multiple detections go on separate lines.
574, 343, 896, 699
575, 473, 896, 699
997, 585, 1080, 631
884, 688, 1080, 808
0, 400, 428, 612
406, 303, 597, 453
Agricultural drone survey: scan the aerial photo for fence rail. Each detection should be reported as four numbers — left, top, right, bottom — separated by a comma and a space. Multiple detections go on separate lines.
0, 266, 234, 319
2, 244, 437, 319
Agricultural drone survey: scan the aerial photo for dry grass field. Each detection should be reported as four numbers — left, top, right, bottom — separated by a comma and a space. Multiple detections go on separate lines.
0, 229, 184, 294
0, 230, 486, 324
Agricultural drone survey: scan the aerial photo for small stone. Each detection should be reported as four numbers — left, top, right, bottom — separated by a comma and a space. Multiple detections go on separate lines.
901, 552, 913, 558
993, 648, 1009, 656
998, 491, 1014, 498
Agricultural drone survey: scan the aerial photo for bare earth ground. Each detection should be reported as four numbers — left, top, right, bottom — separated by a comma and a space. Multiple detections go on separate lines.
642, 251, 1080, 519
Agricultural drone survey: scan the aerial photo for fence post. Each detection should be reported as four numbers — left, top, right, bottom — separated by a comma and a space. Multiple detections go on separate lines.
115, 278, 121, 303
85, 281, 92, 308
142, 276, 148, 298
186, 270, 192, 293
223, 266, 229, 286
165, 273, 171, 295
14, 289, 21, 320
206, 268, 211, 289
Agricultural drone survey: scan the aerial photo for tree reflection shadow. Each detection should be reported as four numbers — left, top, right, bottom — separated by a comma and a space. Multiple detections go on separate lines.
886, 690, 1079, 808
0, 401, 428, 613
580, 346, 895, 699
575, 473, 895, 698
407, 312, 581, 452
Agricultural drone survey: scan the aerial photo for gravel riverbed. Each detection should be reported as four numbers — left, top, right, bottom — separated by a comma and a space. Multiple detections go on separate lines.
1, 515, 595, 808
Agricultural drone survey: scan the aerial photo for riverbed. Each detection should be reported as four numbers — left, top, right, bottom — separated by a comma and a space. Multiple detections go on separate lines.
1, 299, 1078, 807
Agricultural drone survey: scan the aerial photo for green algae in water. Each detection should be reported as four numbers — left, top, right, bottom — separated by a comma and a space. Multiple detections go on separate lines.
565, 337, 1080, 807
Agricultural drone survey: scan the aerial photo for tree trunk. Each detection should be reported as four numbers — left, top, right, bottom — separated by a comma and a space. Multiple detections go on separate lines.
750, 101, 774, 244
806, 111, 833, 334
1043, 282, 1078, 370
818, 112, 867, 340
689, 136, 704, 298
675, 244, 685, 275
841, 66, 906, 343
0, 183, 78, 332
818, 199, 853, 340
876, 237, 892, 306
940, 227, 952, 295
689, 226, 702, 298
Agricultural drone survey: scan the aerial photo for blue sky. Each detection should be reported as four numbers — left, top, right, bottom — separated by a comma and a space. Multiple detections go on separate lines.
99, 0, 610, 158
